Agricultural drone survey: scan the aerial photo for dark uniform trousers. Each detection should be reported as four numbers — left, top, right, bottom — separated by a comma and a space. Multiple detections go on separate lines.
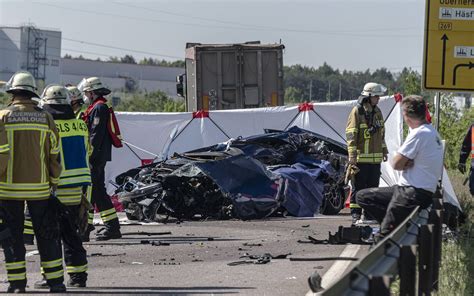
0, 200, 64, 287
90, 161, 119, 229
356, 185, 433, 235
62, 205, 88, 282
21, 205, 87, 281
350, 163, 381, 216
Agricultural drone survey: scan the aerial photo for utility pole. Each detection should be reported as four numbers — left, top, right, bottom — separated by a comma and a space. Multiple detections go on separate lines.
309, 79, 313, 102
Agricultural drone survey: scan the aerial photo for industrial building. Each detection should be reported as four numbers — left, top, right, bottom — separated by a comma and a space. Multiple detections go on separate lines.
61, 58, 183, 97
0, 26, 183, 97
0, 26, 61, 89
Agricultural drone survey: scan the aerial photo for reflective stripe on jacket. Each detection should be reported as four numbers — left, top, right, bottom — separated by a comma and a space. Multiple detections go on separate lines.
0, 100, 61, 200
345, 103, 388, 164
55, 119, 91, 190
0, 121, 9, 176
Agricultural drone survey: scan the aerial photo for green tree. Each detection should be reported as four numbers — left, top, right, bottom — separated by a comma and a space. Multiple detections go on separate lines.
139, 57, 185, 68
108, 56, 120, 63
114, 90, 185, 112
438, 97, 474, 169
120, 55, 137, 64
284, 86, 304, 103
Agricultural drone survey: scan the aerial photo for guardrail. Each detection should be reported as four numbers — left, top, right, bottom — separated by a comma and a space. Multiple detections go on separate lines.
319, 197, 444, 296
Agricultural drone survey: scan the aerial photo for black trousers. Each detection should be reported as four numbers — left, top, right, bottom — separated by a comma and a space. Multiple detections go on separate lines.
90, 161, 119, 230
22, 205, 88, 281
350, 163, 381, 215
356, 185, 433, 235
0, 200, 64, 287
63, 205, 88, 281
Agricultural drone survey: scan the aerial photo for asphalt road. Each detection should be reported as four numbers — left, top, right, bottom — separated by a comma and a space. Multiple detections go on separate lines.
0, 211, 370, 295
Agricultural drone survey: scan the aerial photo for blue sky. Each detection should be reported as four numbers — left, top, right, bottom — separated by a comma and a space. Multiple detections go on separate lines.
0, 0, 425, 72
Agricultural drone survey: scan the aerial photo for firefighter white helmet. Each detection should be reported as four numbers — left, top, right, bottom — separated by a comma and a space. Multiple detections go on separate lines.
41, 84, 70, 105
77, 77, 111, 95
5, 71, 39, 98
361, 82, 387, 97
66, 85, 83, 103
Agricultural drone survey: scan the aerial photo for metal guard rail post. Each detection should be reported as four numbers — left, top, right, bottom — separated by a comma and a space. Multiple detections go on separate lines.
320, 197, 443, 296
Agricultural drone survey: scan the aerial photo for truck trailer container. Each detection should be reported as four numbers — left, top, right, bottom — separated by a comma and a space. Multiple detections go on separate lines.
179, 42, 285, 111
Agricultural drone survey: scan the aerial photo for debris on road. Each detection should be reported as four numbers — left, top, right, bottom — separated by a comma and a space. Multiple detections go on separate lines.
298, 225, 374, 245
289, 257, 357, 261
140, 240, 170, 246
89, 253, 127, 257
242, 243, 262, 247
308, 271, 323, 292
123, 231, 172, 236
240, 253, 290, 260
228, 252, 291, 266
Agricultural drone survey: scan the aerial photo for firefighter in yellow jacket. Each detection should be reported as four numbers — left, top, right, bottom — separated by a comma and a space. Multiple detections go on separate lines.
31, 85, 91, 288
67, 85, 94, 235
346, 82, 388, 224
0, 120, 8, 179
0, 121, 10, 239
0, 71, 66, 293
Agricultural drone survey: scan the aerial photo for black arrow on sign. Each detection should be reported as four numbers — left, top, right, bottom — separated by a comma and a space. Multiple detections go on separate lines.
452, 61, 474, 85
441, 34, 448, 85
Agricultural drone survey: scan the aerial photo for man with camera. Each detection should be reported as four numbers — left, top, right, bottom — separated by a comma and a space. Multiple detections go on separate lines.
345, 82, 388, 224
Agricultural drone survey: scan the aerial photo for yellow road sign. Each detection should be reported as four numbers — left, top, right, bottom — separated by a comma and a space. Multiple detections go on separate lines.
423, 0, 474, 91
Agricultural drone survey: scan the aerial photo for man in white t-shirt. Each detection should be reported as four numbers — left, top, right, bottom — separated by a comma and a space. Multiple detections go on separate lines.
356, 95, 443, 236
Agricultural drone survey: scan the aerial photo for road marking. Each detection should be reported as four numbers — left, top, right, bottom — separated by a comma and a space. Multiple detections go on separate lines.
306, 244, 361, 296
321, 244, 360, 288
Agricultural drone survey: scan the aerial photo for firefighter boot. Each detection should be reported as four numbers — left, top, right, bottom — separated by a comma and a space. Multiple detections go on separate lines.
68, 272, 87, 288
7, 283, 26, 293
95, 219, 121, 241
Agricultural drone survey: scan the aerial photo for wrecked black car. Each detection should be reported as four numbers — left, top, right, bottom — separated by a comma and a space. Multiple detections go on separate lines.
115, 126, 349, 222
